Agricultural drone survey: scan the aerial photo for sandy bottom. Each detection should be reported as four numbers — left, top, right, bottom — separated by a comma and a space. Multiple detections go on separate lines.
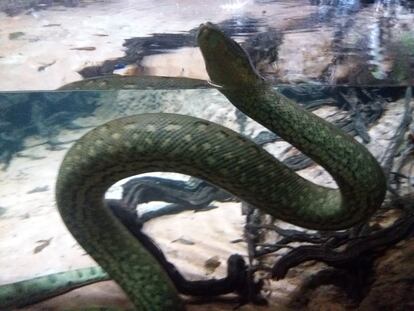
0, 132, 286, 310
0, 96, 408, 310
0, 90, 289, 310
0, 126, 246, 308
0, 0, 320, 91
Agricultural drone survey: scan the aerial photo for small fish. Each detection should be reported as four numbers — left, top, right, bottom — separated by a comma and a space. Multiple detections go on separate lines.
38, 60, 56, 72
42, 24, 61, 27
27, 185, 50, 194
230, 238, 245, 243
33, 238, 53, 254
70, 47, 96, 51
171, 237, 195, 245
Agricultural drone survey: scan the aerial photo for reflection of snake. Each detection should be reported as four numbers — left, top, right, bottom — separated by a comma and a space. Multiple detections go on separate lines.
0, 23, 386, 310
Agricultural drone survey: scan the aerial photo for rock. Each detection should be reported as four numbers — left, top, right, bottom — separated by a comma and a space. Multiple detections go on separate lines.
358, 238, 414, 311
204, 255, 221, 275
306, 285, 349, 311
297, 238, 414, 310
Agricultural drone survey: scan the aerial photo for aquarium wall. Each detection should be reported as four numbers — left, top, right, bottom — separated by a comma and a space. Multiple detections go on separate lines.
0, 1, 413, 310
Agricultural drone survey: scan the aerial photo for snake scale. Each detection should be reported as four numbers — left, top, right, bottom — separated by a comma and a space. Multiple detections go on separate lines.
0, 22, 386, 310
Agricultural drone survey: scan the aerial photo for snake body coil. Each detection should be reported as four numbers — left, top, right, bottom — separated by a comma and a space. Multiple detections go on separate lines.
2, 23, 386, 310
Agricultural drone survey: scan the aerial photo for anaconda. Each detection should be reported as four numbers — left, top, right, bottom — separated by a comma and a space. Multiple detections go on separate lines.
58, 75, 210, 90
0, 22, 386, 310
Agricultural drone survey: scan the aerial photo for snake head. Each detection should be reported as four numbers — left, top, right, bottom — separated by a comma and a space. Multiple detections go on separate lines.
197, 22, 265, 90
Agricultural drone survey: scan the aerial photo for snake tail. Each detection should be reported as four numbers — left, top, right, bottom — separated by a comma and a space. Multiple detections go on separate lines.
0, 267, 108, 309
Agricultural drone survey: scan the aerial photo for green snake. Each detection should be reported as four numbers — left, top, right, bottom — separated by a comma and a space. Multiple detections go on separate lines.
0, 22, 386, 310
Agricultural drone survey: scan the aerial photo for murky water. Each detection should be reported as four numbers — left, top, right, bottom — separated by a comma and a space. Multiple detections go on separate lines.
0, 85, 407, 168
0, 1, 413, 310
81, 0, 414, 86
0, 84, 411, 309
0, 0, 413, 91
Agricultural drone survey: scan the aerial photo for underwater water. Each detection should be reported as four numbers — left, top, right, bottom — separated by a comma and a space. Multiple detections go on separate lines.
0, 0, 413, 310
0, 0, 413, 91
0, 85, 412, 310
